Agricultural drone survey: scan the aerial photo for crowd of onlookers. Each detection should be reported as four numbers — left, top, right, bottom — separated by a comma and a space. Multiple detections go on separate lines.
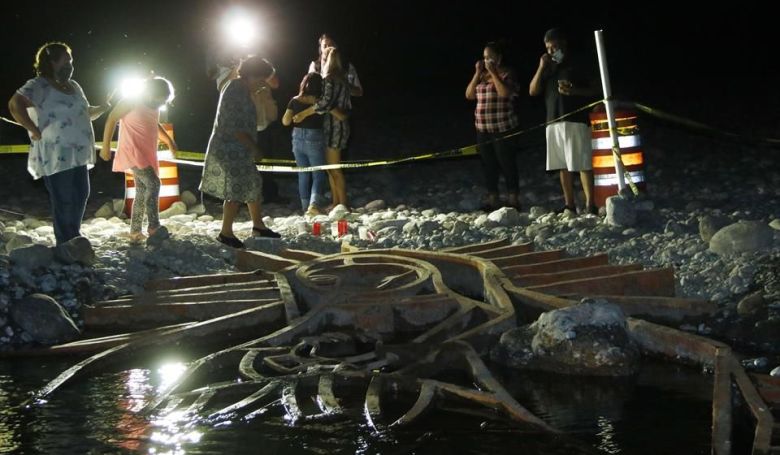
7, 27, 599, 250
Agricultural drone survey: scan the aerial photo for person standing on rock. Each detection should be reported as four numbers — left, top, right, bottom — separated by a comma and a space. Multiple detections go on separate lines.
465, 40, 523, 212
7, 42, 112, 245
529, 28, 599, 215
99, 77, 177, 243
200, 56, 281, 249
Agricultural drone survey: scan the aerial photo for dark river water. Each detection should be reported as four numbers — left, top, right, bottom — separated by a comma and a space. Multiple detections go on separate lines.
0, 357, 712, 454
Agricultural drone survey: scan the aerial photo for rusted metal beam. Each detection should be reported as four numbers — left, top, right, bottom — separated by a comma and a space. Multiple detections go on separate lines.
443, 238, 511, 254
84, 299, 280, 331
512, 264, 644, 287
712, 349, 733, 455
502, 254, 610, 276
626, 318, 727, 366
0, 323, 192, 357
729, 356, 774, 453
144, 270, 273, 291
559, 295, 717, 322
490, 250, 566, 268
235, 250, 300, 272
469, 243, 535, 259
528, 268, 676, 297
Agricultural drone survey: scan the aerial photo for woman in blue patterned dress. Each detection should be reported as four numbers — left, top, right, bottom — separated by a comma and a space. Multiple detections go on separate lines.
200, 56, 281, 249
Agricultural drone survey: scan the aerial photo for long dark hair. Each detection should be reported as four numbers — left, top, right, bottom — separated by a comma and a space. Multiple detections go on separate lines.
298, 72, 323, 98
34, 42, 72, 78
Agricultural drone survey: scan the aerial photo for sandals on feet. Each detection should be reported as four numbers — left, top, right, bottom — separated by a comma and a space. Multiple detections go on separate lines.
217, 233, 245, 249
252, 227, 281, 239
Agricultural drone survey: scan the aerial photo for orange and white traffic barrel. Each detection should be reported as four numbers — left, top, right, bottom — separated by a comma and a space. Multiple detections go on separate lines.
589, 110, 646, 207
123, 123, 181, 216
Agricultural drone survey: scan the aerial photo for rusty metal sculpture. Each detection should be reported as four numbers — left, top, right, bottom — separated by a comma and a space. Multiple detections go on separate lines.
16, 239, 779, 454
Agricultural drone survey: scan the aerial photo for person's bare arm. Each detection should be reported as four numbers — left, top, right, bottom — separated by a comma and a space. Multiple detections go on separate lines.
465, 61, 483, 100
8, 93, 40, 140
529, 53, 551, 96
100, 100, 133, 161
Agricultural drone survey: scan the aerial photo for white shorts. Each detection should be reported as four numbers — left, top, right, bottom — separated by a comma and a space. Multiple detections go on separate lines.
546, 122, 592, 171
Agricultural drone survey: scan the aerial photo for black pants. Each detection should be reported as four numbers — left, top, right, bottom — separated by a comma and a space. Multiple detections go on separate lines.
476, 131, 519, 194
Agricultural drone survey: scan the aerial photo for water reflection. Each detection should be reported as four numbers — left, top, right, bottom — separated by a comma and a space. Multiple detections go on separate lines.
0, 359, 712, 454
596, 416, 621, 454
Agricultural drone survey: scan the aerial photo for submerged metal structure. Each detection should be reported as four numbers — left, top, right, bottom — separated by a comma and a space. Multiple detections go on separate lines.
15, 239, 780, 454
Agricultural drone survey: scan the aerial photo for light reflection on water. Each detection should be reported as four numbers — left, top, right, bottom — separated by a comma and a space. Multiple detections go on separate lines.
0, 358, 713, 454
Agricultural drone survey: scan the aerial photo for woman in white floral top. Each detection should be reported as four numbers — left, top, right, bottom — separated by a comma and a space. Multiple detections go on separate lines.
8, 42, 111, 245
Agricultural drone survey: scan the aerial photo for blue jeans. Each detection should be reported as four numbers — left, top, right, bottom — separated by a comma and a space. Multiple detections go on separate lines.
42, 165, 90, 245
291, 128, 326, 210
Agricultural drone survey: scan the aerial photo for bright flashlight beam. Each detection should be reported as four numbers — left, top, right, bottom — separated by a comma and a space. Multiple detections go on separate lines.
224, 12, 257, 48
120, 77, 145, 99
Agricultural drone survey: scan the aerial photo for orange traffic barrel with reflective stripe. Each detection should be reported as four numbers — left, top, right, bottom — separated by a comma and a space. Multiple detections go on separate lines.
589, 110, 646, 207
123, 123, 181, 216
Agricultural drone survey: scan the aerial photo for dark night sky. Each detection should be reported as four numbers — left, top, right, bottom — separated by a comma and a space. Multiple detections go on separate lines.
1, 1, 777, 155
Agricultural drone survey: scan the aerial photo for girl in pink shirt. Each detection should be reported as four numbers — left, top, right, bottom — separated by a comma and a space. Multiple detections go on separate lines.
100, 77, 176, 242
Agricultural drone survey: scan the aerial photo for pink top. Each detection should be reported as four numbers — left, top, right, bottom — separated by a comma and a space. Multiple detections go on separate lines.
113, 105, 160, 175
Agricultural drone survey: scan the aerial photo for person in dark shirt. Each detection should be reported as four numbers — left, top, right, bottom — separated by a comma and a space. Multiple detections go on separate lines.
529, 28, 599, 214
282, 72, 349, 216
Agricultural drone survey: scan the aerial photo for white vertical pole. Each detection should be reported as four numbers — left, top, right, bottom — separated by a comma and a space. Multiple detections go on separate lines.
594, 30, 626, 191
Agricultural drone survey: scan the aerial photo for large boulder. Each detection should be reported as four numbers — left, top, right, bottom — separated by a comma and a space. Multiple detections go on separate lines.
9, 244, 53, 270
54, 236, 96, 265
698, 214, 730, 243
709, 220, 773, 256
491, 300, 639, 376
10, 294, 81, 344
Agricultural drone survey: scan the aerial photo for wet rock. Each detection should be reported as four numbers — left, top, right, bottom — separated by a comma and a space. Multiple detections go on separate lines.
605, 196, 636, 227
736, 291, 767, 320
364, 200, 386, 211
4, 234, 32, 253
710, 220, 773, 256
10, 294, 81, 344
181, 190, 198, 208
10, 244, 53, 270
94, 202, 115, 218
698, 214, 730, 243
491, 300, 639, 376
54, 236, 96, 266
328, 204, 350, 221
159, 201, 188, 219
487, 207, 520, 227
112, 198, 126, 215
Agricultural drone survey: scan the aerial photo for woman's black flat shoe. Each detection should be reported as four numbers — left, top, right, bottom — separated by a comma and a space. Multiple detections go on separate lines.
253, 227, 281, 238
217, 233, 245, 249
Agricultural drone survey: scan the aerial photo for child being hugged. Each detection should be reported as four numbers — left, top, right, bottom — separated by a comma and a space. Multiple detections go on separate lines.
100, 77, 176, 243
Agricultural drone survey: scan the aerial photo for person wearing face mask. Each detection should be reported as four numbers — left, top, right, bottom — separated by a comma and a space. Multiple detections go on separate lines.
200, 55, 281, 248
529, 28, 599, 215
7, 42, 111, 245
99, 77, 177, 243
465, 40, 522, 211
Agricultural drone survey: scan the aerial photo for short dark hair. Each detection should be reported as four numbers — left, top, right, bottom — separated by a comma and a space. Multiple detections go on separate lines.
147, 77, 175, 107
34, 42, 72, 78
544, 28, 567, 44
238, 56, 275, 79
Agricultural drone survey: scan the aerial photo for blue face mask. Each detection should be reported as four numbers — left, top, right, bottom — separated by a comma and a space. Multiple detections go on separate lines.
551, 49, 564, 64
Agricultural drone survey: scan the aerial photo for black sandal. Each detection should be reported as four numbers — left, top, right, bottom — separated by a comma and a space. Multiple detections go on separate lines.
252, 227, 281, 239
217, 233, 245, 249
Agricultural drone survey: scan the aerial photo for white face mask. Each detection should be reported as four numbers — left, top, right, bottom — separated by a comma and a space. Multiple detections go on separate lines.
551, 49, 564, 64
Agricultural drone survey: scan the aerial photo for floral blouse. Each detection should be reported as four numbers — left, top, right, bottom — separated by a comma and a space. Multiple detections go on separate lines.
17, 77, 95, 179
